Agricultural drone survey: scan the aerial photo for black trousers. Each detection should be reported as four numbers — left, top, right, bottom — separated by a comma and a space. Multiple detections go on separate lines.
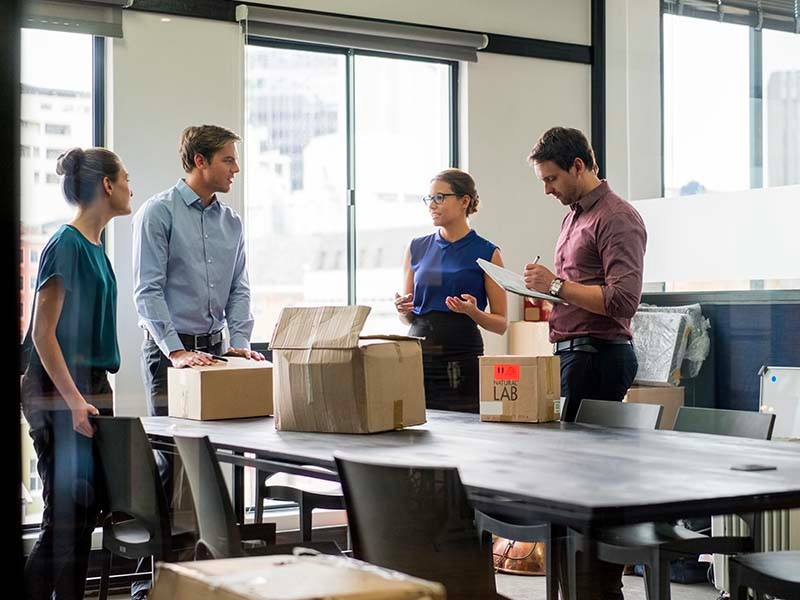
557, 343, 638, 600
21, 366, 113, 600
409, 311, 483, 413
133, 338, 220, 598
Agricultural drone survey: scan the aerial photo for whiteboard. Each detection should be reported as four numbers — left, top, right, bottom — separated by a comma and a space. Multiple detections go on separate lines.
759, 366, 800, 440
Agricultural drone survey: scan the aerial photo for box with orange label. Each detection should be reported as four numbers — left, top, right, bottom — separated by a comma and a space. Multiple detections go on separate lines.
479, 355, 560, 423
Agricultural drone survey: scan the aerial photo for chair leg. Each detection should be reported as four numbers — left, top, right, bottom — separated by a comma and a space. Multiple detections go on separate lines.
299, 496, 313, 542
545, 532, 558, 600
254, 471, 267, 524
98, 548, 111, 600
150, 555, 156, 587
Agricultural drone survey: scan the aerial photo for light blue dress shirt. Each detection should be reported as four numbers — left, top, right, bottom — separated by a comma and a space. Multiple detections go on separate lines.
132, 179, 254, 356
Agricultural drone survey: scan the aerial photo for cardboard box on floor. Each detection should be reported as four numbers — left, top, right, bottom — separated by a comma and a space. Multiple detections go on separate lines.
508, 321, 553, 356
168, 358, 273, 420
270, 305, 426, 433
624, 386, 685, 430
480, 355, 560, 423
150, 554, 446, 600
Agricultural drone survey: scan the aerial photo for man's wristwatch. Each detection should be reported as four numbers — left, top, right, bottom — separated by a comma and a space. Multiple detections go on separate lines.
549, 277, 565, 298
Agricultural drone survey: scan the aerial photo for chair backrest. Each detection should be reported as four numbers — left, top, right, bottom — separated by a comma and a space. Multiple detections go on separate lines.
674, 406, 776, 440
335, 456, 496, 600
92, 416, 172, 556
173, 435, 244, 559
575, 398, 663, 430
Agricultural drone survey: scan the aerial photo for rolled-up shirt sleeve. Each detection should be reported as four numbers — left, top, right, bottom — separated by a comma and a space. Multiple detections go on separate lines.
132, 201, 184, 356
598, 212, 647, 319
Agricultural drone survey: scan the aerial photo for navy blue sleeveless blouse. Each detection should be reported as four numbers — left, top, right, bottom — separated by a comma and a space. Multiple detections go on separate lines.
410, 229, 498, 316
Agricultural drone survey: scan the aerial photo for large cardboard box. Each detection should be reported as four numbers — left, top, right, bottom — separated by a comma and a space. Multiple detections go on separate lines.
479, 355, 560, 423
168, 358, 273, 420
624, 386, 685, 430
270, 305, 426, 433
151, 554, 445, 600
508, 321, 553, 356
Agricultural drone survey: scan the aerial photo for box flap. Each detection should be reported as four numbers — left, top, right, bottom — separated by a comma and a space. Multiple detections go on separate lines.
271, 306, 371, 350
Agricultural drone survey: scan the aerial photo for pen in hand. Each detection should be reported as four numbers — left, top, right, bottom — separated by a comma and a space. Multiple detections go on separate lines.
531, 255, 540, 266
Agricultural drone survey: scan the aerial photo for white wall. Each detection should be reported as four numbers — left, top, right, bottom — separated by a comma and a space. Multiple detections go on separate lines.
605, 0, 662, 201
247, 0, 591, 45
465, 53, 592, 354
109, 11, 244, 416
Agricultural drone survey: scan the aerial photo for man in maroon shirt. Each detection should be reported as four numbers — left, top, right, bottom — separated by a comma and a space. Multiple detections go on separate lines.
523, 127, 647, 600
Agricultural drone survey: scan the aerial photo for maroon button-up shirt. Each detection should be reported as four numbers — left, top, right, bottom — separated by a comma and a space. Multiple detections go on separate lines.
549, 181, 647, 343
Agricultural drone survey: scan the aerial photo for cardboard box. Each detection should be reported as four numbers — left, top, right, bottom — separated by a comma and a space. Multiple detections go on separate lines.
270, 305, 426, 433
151, 554, 446, 600
480, 355, 560, 423
624, 386, 685, 430
168, 358, 273, 420
523, 297, 553, 322
508, 321, 553, 357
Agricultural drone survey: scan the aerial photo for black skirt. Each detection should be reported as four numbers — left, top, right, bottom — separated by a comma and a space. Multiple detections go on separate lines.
409, 311, 484, 413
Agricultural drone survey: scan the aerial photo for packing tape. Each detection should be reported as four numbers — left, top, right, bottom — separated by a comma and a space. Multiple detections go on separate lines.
302, 348, 315, 406
394, 399, 403, 429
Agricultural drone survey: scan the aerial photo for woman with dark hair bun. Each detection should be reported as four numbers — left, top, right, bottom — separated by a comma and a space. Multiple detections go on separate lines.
22, 147, 132, 599
394, 168, 507, 413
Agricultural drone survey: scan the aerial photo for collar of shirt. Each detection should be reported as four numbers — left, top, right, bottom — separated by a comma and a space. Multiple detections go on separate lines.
176, 178, 220, 211
435, 228, 476, 250
571, 179, 610, 214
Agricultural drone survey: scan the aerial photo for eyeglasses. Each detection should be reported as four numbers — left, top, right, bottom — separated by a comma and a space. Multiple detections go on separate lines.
422, 193, 460, 206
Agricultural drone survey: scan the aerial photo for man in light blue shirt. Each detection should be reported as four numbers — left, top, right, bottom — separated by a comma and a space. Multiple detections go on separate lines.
133, 124, 264, 419
131, 124, 264, 599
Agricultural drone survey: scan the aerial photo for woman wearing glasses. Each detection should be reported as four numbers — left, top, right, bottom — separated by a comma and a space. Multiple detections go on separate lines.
394, 168, 507, 412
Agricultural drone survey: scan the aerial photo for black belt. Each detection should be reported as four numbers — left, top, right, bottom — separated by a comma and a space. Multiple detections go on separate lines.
553, 336, 631, 354
145, 329, 224, 351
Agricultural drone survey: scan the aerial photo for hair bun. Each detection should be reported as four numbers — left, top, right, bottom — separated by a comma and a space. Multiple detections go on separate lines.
55, 148, 85, 176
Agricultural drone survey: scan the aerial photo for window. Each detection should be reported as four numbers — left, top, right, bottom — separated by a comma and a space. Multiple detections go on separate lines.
20, 28, 96, 526
651, 11, 800, 293
45, 148, 65, 159
244, 43, 456, 342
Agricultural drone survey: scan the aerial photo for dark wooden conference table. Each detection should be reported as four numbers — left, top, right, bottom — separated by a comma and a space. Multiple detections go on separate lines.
143, 409, 800, 530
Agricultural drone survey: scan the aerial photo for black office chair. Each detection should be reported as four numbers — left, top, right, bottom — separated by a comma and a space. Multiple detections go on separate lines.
569, 405, 777, 600
173, 434, 276, 559
254, 468, 345, 542
674, 406, 775, 440
173, 434, 341, 559
92, 416, 196, 600
575, 398, 664, 429
335, 455, 508, 600
728, 551, 800, 600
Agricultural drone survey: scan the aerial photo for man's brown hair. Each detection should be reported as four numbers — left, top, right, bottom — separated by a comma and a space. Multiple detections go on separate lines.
179, 125, 241, 172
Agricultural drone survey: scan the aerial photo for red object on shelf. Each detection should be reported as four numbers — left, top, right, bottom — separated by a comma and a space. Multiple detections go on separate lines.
523, 297, 552, 322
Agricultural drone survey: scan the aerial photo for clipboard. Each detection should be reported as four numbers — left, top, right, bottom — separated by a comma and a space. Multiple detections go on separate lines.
477, 258, 567, 304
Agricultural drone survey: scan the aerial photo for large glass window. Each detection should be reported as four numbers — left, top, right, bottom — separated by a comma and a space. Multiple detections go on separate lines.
652, 12, 800, 293
20, 28, 95, 526
245, 44, 455, 341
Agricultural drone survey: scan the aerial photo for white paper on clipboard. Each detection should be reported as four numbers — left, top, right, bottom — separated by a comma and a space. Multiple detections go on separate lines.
476, 258, 566, 304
